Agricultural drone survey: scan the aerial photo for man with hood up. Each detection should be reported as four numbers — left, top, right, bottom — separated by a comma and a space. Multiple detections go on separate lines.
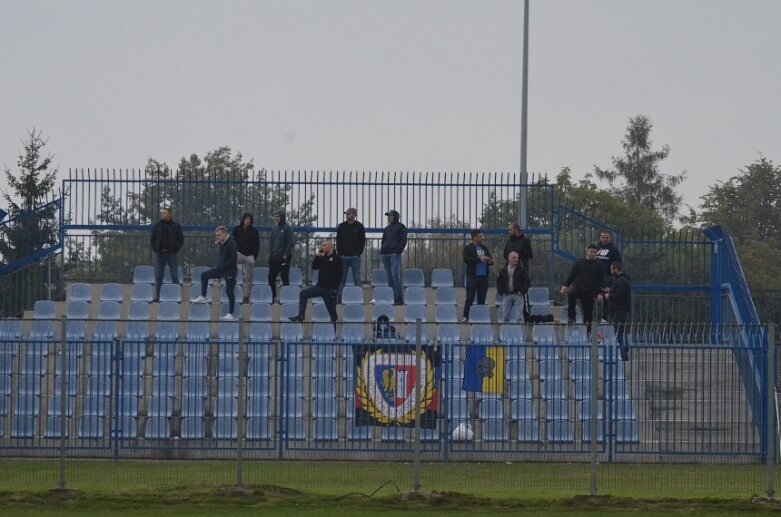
380, 209, 407, 305
604, 261, 631, 361
232, 212, 260, 301
268, 208, 294, 302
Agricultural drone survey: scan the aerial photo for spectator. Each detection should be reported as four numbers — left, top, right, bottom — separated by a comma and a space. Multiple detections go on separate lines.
289, 239, 342, 325
150, 206, 184, 302
605, 261, 631, 361
560, 244, 606, 335
380, 209, 407, 305
232, 212, 260, 302
496, 250, 530, 324
596, 229, 622, 322
267, 208, 294, 302
462, 229, 494, 322
336, 207, 366, 302
192, 226, 238, 320
503, 223, 533, 272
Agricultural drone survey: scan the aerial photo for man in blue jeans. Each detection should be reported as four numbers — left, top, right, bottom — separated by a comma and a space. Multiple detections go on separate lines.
150, 206, 184, 302
380, 209, 407, 305
336, 207, 366, 302
462, 229, 494, 322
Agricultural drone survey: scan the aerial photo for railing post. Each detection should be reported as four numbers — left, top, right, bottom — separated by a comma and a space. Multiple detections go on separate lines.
236, 319, 246, 490
590, 325, 599, 496
59, 315, 67, 490
767, 323, 776, 498
413, 318, 422, 493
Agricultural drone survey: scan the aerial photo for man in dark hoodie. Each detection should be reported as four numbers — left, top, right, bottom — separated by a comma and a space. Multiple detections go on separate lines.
596, 229, 622, 322
604, 261, 631, 361
503, 223, 533, 272
336, 207, 366, 302
268, 209, 294, 302
560, 244, 606, 335
150, 206, 184, 302
289, 239, 342, 325
380, 209, 407, 305
192, 226, 238, 320
232, 212, 260, 301
462, 229, 494, 322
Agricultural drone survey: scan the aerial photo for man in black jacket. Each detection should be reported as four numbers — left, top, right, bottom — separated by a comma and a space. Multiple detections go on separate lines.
560, 244, 605, 334
268, 209, 294, 302
232, 212, 260, 301
604, 261, 631, 361
503, 223, 533, 273
150, 206, 184, 302
289, 239, 343, 324
496, 250, 531, 323
596, 229, 623, 322
192, 226, 239, 320
462, 229, 494, 322
380, 209, 407, 305
336, 207, 366, 302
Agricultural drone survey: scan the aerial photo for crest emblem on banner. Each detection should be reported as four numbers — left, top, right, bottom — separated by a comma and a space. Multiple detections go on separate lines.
356, 349, 436, 425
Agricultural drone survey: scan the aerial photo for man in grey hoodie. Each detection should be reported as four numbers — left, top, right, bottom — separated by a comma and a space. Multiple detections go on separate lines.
380, 209, 407, 305
267, 208, 294, 302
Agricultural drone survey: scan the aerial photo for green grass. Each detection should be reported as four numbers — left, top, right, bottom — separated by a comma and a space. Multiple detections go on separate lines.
0, 460, 779, 515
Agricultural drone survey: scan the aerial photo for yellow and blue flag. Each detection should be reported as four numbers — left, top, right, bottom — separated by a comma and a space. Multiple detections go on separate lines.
462, 345, 504, 394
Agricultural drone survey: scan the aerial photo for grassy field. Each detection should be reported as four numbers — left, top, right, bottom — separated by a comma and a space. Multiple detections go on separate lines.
0, 460, 779, 515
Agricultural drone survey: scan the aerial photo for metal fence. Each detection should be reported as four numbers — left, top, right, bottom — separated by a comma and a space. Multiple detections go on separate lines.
0, 315, 776, 496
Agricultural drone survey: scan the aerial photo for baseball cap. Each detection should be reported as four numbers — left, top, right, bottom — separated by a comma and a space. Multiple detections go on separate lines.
344, 208, 357, 215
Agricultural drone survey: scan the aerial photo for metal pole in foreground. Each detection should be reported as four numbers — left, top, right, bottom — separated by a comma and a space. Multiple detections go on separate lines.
590, 326, 599, 496
519, 0, 530, 229
413, 319, 423, 493
59, 315, 67, 490
236, 319, 246, 490
767, 323, 776, 498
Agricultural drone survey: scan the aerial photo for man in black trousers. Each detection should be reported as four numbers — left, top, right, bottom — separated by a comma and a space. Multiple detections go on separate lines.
192, 226, 238, 320
289, 239, 342, 324
604, 261, 632, 361
560, 244, 606, 335
462, 229, 494, 323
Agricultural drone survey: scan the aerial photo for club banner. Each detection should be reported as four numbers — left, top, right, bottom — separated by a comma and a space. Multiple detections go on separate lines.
354, 344, 441, 428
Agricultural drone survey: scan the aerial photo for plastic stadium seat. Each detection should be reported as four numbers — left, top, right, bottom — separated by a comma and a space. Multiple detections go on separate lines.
156, 302, 180, 321
250, 285, 273, 304
479, 398, 504, 419
312, 304, 332, 323
159, 284, 182, 303
246, 396, 269, 418
437, 323, 460, 345
162, 266, 184, 285
613, 400, 636, 421
152, 356, 176, 377
545, 399, 569, 421
121, 376, 143, 398
116, 416, 138, 439
371, 304, 395, 322
117, 395, 139, 416
218, 321, 239, 344
499, 324, 525, 345
183, 377, 207, 398
565, 324, 589, 344
615, 420, 640, 443
446, 397, 469, 420
190, 266, 209, 285
16, 394, 40, 416
605, 380, 630, 401
246, 417, 270, 440
250, 303, 272, 322
581, 420, 605, 443
403, 287, 426, 306
0, 356, 11, 375
221, 284, 243, 304
541, 379, 567, 400
82, 395, 106, 417
247, 377, 270, 398
370, 268, 388, 287
144, 416, 170, 439
470, 324, 494, 345
214, 396, 239, 418
381, 426, 406, 442
21, 353, 46, 375
402, 268, 425, 287
45, 415, 69, 438
341, 286, 364, 305
53, 375, 78, 396
434, 287, 457, 306
505, 359, 529, 381
217, 357, 239, 377
183, 356, 207, 378
527, 287, 550, 307
287, 267, 303, 287
342, 304, 364, 323
561, 305, 584, 324
511, 398, 536, 420
87, 374, 111, 397
77, 415, 103, 439
0, 318, 22, 340
190, 285, 213, 303
0, 375, 10, 397
547, 420, 573, 443
100, 283, 124, 303
347, 421, 372, 441
579, 399, 604, 422
133, 266, 156, 284
468, 305, 491, 323
312, 393, 337, 417
247, 356, 269, 378
252, 267, 270, 285
538, 360, 562, 381
11, 415, 35, 438
434, 304, 457, 323
180, 416, 204, 439
279, 286, 300, 305
69, 283, 93, 303
188, 303, 210, 322
286, 417, 305, 440
180, 396, 205, 418
314, 418, 338, 441
482, 419, 507, 442
213, 417, 238, 439
530, 305, 553, 318
128, 301, 151, 321
371, 286, 394, 305
152, 376, 176, 397
54, 354, 79, 376
217, 377, 239, 398
18, 374, 43, 395
280, 323, 303, 344
532, 324, 556, 343
33, 300, 56, 319
128, 283, 153, 303
431, 268, 454, 288
570, 360, 592, 381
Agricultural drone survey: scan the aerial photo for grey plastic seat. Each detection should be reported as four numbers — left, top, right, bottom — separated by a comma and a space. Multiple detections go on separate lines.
252, 267, 270, 285
403, 287, 426, 306
179, 417, 204, 439
431, 268, 454, 288
468, 305, 491, 323
434, 287, 457, 306
402, 268, 425, 287
470, 324, 494, 344
16, 394, 40, 415
100, 283, 124, 303
45, 415, 69, 438
435, 304, 458, 323
214, 396, 238, 418
312, 304, 332, 323
162, 266, 184, 284
213, 417, 238, 439
341, 286, 364, 304
371, 286, 394, 305
78, 415, 103, 439
547, 420, 573, 443
615, 420, 640, 443
246, 417, 270, 440
159, 284, 182, 303
279, 286, 300, 305
286, 267, 303, 287
314, 418, 338, 441
130, 283, 154, 303
527, 287, 551, 307
133, 265, 156, 284
250, 285, 273, 304
69, 283, 93, 303
370, 268, 388, 287
82, 395, 106, 417
545, 399, 569, 421
33, 300, 56, 319
371, 304, 395, 322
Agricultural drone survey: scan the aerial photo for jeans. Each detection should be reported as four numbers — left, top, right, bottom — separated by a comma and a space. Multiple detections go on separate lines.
502, 293, 525, 323
338, 255, 362, 299
236, 252, 256, 297
463, 275, 488, 320
155, 253, 179, 300
610, 309, 629, 360
268, 257, 291, 301
297, 285, 338, 322
201, 269, 237, 315
568, 286, 597, 334
381, 253, 402, 301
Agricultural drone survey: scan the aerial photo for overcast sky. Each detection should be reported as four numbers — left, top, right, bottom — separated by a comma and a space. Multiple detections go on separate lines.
1, 0, 779, 213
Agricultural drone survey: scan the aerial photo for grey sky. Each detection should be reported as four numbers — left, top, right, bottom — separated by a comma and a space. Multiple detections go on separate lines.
1, 0, 779, 213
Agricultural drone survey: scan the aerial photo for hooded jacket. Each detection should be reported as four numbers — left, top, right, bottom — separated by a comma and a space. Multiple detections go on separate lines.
609, 272, 632, 312
380, 210, 407, 255
503, 233, 533, 269
232, 212, 260, 258
269, 209, 294, 260
596, 241, 623, 276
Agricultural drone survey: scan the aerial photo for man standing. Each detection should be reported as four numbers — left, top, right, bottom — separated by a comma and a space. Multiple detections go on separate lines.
503, 223, 533, 272
336, 207, 366, 302
232, 212, 259, 302
289, 239, 342, 324
462, 230, 494, 323
596, 229, 622, 323
496, 250, 530, 323
380, 209, 407, 305
560, 244, 606, 334
192, 226, 238, 320
267, 209, 294, 302
150, 206, 184, 302
604, 261, 631, 361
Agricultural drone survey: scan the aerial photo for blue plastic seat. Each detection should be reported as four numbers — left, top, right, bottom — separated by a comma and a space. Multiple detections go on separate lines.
435, 304, 458, 323
45, 415, 68, 438
250, 285, 273, 304
33, 300, 56, 319
347, 421, 372, 441
250, 303, 272, 322
78, 415, 103, 439
66, 302, 89, 341
371, 286, 394, 305
116, 416, 138, 439
615, 420, 640, 443
69, 283, 93, 303
605, 380, 630, 401
155, 322, 179, 343
162, 266, 184, 285
468, 305, 491, 323
217, 377, 239, 398
0, 375, 10, 397
538, 360, 562, 381
581, 420, 605, 443
159, 284, 182, 303
252, 267, 270, 285
221, 284, 243, 304
21, 353, 46, 375
285, 267, 301, 287
152, 356, 176, 377
482, 419, 507, 442
54, 354, 79, 376
511, 398, 536, 420
402, 268, 425, 288
434, 287, 457, 307
314, 418, 338, 441
180, 416, 204, 439
144, 416, 170, 439
0, 318, 23, 340
246, 417, 270, 440
213, 417, 237, 439
527, 287, 550, 307
370, 268, 388, 287
190, 284, 212, 303
573, 379, 592, 401
87, 374, 111, 397
0, 356, 11, 375
82, 395, 106, 416
342, 304, 365, 322
505, 359, 529, 381
565, 324, 589, 344
18, 374, 43, 395
152, 376, 176, 397
470, 324, 494, 345
312, 304, 332, 323
545, 399, 569, 421
128, 283, 152, 303
613, 400, 636, 421
446, 397, 469, 419
16, 394, 41, 415
246, 396, 269, 418
247, 376, 270, 397
500, 324, 525, 345
404, 287, 426, 307
403, 306, 428, 343
180, 396, 205, 417
579, 399, 604, 422
341, 286, 364, 304
286, 417, 305, 440
532, 324, 556, 343
190, 266, 209, 286
183, 377, 207, 398
117, 395, 139, 416
541, 379, 567, 400
431, 268, 454, 288
157, 302, 180, 321
279, 286, 300, 306
12, 415, 36, 438
213, 396, 238, 418
100, 283, 124, 303
218, 321, 239, 344
437, 323, 460, 345
120, 375, 143, 398
547, 420, 573, 443
371, 304, 395, 322
127, 300, 150, 322
133, 266, 156, 284
570, 360, 592, 381
381, 426, 406, 442
479, 398, 504, 419
216, 356, 238, 377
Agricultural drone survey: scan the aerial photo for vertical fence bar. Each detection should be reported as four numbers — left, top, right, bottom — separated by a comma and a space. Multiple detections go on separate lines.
767, 323, 776, 497
589, 326, 598, 496
237, 318, 246, 489
59, 315, 67, 489
413, 318, 422, 493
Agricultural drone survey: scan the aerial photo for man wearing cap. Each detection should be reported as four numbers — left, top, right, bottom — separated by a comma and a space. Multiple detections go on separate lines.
380, 209, 407, 305
336, 207, 366, 302
150, 206, 184, 302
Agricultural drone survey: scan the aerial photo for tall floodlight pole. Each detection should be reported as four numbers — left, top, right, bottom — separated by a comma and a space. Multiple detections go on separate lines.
519, 0, 530, 229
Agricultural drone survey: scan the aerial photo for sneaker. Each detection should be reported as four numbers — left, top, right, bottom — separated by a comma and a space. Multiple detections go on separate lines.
192, 296, 208, 304
288, 315, 303, 322
369, 299, 376, 304
221, 313, 235, 321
